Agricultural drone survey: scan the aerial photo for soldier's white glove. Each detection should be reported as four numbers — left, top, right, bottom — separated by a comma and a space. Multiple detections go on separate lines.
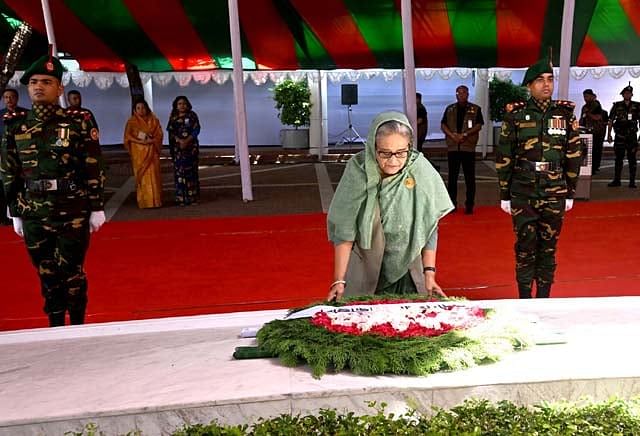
500, 200, 511, 215
565, 198, 574, 212
89, 211, 106, 233
12, 217, 24, 238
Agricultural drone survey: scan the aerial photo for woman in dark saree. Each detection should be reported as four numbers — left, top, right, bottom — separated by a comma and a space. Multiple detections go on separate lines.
167, 96, 201, 206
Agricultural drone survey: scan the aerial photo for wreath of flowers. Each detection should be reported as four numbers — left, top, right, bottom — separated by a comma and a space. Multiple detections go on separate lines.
256, 294, 533, 378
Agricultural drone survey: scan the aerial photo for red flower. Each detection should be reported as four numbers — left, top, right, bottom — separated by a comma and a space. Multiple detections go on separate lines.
310, 299, 486, 339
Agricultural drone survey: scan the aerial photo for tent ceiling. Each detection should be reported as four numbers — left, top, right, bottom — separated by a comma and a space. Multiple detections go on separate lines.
0, 0, 639, 73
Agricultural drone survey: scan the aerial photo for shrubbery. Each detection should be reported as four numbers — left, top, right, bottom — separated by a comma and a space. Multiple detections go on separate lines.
68, 397, 640, 435
173, 398, 640, 435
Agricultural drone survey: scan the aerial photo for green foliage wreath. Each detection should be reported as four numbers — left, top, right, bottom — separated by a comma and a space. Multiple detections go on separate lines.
256, 295, 533, 378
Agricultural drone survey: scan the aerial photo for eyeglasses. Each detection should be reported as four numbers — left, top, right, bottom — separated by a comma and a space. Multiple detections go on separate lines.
376, 149, 410, 159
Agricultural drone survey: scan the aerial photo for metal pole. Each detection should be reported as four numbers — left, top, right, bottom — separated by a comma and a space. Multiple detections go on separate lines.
401, 0, 417, 146
228, 0, 253, 201
557, 0, 575, 100
309, 71, 324, 157
40, 0, 66, 107
40, 0, 57, 54
475, 69, 490, 159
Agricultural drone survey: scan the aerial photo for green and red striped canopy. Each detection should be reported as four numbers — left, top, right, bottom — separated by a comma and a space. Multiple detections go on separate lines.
1, 0, 640, 72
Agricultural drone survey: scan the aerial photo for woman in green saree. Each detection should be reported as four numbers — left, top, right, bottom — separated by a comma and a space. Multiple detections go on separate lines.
327, 111, 453, 301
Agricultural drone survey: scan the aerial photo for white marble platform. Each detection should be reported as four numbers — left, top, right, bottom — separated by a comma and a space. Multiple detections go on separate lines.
1, 297, 640, 436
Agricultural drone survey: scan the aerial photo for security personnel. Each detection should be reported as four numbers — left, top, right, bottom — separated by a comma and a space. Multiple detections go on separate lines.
495, 57, 582, 299
441, 85, 484, 214
0, 51, 106, 327
606, 83, 640, 188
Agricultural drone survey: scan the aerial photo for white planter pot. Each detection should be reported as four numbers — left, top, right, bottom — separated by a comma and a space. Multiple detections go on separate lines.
280, 128, 309, 149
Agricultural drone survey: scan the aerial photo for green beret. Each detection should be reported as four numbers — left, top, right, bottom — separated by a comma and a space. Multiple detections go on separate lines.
521, 57, 553, 86
20, 55, 65, 85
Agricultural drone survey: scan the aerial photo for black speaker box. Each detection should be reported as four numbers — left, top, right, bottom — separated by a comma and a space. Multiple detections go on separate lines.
341, 84, 358, 105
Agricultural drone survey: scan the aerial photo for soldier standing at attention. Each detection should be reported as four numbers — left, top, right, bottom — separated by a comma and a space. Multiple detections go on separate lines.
495, 57, 582, 299
0, 51, 106, 327
66, 89, 99, 130
0, 89, 27, 225
606, 83, 640, 188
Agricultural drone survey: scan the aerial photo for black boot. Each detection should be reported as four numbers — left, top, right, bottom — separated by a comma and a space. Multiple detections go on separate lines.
610, 155, 623, 187
536, 284, 551, 298
69, 308, 86, 325
518, 284, 532, 299
48, 311, 66, 327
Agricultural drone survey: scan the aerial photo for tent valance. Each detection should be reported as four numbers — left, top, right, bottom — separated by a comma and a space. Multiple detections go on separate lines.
8, 66, 640, 90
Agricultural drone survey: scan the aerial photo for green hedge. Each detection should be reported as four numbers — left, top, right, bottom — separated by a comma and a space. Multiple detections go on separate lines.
171, 398, 640, 435
67, 397, 640, 435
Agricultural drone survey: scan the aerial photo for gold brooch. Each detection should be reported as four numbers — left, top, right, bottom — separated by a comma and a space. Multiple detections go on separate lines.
404, 177, 416, 189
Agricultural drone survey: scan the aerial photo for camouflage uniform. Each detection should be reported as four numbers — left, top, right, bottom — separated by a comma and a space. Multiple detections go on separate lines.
0, 55, 105, 326
496, 98, 582, 298
608, 94, 640, 187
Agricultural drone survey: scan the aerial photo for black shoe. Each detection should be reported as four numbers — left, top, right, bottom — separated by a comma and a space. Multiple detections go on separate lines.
464, 206, 474, 215
48, 311, 66, 327
69, 308, 85, 325
630, 183, 637, 189
608, 180, 621, 187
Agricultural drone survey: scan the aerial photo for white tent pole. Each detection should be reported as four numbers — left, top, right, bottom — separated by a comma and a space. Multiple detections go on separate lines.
320, 72, 328, 154
143, 76, 153, 112
40, 0, 57, 55
558, 0, 575, 100
475, 69, 490, 159
228, 0, 253, 202
401, 0, 417, 146
309, 71, 325, 157
41, 0, 66, 107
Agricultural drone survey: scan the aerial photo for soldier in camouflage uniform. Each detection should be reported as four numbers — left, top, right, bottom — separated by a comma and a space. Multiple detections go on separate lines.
606, 83, 640, 188
495, 58, 582, 299
0, 52, 106, 327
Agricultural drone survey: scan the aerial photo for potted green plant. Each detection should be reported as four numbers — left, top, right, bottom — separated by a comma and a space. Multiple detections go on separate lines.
273, 79, 312, 149
489, 77, 528, 145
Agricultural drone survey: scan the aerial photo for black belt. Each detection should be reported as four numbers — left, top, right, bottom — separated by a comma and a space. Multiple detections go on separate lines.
26, 179, 79, 193
516, 160, 562, 172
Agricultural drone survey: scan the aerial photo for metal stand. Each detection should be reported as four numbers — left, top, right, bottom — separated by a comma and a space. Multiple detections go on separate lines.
335, 105, 365, 146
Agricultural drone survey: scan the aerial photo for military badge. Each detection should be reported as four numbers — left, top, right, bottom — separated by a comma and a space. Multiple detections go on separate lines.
548, 116, 566, 135
404, 177, 416, 189
525, 115, 530, 121
90, 128, 99, 141
21, 124, 27, 132
58, 123, 70, 147
46, 60, 54, 71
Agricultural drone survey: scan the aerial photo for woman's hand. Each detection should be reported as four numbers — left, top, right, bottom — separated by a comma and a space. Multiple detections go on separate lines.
425, 272, 447, 298
327, 281, 346, 302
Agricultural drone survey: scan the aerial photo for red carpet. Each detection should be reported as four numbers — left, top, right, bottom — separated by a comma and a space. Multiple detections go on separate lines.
1, 200, 639, 331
